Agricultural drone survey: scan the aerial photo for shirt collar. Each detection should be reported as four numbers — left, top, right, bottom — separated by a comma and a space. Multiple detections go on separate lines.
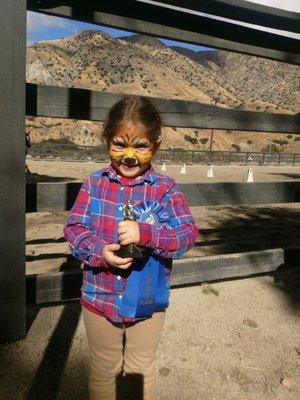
100, 163, 157, 186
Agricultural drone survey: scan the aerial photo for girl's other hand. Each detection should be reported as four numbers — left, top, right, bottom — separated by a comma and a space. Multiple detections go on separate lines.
102, 243, 133, 269
118, 220, 140, 245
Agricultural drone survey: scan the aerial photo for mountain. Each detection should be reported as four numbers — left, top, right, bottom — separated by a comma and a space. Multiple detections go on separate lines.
26, 30, 300, 154
171, 46, 299, 114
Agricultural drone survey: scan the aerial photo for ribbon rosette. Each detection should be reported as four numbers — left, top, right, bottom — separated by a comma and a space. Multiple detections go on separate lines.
133, 201, 170, 226
117, 200, 171, 319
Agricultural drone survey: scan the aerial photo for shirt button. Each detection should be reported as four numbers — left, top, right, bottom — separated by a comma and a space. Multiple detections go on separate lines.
118, 294, 123, 299
119, 206, 123, 211
117, 276, 121, 280
120, 186, 124, 191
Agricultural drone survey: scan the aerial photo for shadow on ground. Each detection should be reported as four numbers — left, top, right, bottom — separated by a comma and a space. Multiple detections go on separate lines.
268, 172, 300, 180
25, 302, 82, 400
196, 205, 300, 255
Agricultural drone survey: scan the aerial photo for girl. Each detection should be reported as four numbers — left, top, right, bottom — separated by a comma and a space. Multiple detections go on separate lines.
63, 96, 199, 400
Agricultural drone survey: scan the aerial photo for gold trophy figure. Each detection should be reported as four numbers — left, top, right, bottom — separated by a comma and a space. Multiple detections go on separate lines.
116, 199, 146, 258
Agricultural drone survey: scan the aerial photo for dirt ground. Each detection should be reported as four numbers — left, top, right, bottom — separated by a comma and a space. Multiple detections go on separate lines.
0, 277, 299, 400
5, 160, 298, 399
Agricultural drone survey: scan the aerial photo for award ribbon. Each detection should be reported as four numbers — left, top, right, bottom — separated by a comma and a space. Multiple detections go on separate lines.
117, 201, 171, 318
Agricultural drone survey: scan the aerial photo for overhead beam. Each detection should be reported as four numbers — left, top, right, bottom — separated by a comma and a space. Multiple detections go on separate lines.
154, 0, 300, 33
26, 84, 300, 134
27, 0, 300, 64
0, 0, 26, 341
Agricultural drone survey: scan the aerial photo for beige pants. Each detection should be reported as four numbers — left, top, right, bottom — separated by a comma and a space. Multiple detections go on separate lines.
82, 307, 166, 400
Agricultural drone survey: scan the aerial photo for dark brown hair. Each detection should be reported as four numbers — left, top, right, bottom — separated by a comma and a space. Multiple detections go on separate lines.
102, 96, 162, 145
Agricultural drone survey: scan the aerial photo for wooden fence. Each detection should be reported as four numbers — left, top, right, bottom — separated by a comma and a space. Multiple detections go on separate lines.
1, 0, 300, 339
26, 181, 300, 213
28, 143, 300, 166
25, 178, 300, 304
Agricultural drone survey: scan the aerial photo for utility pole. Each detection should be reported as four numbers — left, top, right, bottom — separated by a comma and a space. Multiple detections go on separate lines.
208, 129, 214, 164
269, 138, 272, 154
208, 97, 218, 164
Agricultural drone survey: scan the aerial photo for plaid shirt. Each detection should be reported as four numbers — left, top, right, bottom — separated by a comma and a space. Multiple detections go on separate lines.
63, 163, 198, 323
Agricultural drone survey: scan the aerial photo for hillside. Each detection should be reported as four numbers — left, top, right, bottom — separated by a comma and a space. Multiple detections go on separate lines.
26, 30, 300, 154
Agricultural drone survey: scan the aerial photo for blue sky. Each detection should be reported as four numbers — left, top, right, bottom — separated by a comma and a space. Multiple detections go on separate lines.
26, 11, 215, 52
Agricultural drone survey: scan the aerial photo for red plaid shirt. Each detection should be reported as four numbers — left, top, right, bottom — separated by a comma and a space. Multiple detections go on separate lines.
63, 163, 198, 323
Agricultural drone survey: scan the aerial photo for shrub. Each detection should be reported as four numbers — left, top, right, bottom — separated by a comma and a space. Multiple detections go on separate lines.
261, 143, 280, 153
273, 139, 288, 145
231, 144, 241, 152
184, 134, 198, 144
246, 140, 252, 145
199, 138, 209, 145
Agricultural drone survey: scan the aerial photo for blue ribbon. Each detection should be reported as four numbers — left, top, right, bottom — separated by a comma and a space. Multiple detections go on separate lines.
117, 201, 170, 318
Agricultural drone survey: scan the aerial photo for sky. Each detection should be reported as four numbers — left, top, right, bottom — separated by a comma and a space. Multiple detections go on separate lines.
27, 0, 299, 48
26, 11, 214, 51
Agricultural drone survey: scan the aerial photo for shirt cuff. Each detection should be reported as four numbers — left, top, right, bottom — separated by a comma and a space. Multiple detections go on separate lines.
138, 221, 156, 248
85, 239, 108, 268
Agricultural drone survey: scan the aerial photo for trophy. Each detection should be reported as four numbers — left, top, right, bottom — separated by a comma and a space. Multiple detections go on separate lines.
116, 199, 147, 259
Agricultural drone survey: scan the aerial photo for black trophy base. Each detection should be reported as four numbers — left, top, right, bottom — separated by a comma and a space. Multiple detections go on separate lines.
116, 244, 146, 259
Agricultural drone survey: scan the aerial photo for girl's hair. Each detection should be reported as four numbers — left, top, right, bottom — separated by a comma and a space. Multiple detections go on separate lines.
102, 96, 162, 144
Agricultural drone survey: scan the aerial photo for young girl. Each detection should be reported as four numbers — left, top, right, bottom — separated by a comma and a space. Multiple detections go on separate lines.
63, 96, 199, 400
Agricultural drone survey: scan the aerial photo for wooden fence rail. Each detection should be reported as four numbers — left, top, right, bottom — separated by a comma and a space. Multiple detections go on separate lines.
26, 181, 300, 212
26, 246, 300, 305
26, 84, 300, 134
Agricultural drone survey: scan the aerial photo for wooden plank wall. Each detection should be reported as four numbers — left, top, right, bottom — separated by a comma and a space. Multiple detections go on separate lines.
0, 0, 26, 341
26, 84, 300, 134
27, 0, 300, 64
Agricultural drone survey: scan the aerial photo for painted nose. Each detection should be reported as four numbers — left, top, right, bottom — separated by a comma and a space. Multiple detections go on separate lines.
123, 157, 137, 167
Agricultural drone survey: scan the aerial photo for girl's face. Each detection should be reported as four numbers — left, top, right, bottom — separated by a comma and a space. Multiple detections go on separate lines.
109, 122, 159, 178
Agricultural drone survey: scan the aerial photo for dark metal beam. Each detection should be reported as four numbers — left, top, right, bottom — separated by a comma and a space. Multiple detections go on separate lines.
27, 0, 300, 64
0, 0, 26, 341
26, 84, 300, 134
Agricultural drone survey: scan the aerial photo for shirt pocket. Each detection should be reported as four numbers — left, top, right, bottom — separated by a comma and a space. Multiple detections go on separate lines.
90, 197, 101, 215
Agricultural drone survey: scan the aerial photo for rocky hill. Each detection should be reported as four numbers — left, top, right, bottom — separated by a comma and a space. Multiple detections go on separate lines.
26, 30, 300, 154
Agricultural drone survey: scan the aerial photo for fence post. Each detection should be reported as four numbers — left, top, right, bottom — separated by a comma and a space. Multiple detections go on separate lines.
0, 0, 26, 341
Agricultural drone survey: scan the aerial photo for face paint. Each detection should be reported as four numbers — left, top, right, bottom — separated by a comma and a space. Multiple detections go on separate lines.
108, 123, 159, 178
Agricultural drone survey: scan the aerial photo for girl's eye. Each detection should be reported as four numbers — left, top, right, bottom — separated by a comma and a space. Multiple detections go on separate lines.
113, 142, 125, 148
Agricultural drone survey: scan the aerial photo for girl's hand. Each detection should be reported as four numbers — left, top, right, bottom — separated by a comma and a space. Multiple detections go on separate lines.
102, 243, 133, 269
118, 221, 140, 246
